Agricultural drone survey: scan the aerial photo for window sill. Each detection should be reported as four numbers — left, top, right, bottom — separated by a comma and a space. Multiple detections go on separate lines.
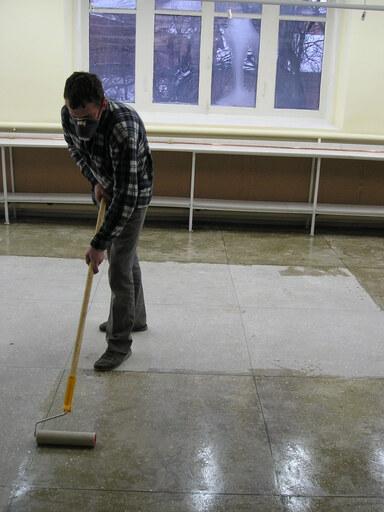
141, 110, 338, 139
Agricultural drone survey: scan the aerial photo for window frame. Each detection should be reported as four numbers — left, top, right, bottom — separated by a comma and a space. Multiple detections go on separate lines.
79, 0, 338, 128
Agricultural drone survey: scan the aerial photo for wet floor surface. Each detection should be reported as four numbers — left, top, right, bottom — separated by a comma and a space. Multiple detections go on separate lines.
1, 221, 384, 511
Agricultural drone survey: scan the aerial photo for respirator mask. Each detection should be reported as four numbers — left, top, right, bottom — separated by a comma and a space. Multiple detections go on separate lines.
74, 118, 99, 141
72, 100, 104, 141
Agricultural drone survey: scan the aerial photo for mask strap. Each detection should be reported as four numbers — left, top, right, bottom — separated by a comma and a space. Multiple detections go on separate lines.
96, 98, 105, 120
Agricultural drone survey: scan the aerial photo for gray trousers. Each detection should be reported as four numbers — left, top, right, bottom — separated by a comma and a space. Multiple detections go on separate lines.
105, 207, 147, 354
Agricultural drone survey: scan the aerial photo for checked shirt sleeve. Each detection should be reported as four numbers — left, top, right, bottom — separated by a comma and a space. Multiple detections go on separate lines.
90, 126, 139, 250
61, 107, 98, 187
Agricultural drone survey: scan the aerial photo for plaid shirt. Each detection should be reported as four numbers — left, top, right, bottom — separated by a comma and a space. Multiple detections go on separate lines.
61, 101, 153, 250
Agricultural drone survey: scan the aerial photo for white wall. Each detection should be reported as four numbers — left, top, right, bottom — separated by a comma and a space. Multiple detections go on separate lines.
1, 0, 384, 136
335, 7, 384, 134
0, 0, 73, 126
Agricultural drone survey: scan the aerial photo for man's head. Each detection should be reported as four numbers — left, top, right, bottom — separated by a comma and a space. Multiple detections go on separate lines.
64, 72, 104, 109
64, 72, 107, 140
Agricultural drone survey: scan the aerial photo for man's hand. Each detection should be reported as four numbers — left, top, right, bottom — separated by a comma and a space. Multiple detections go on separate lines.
94, 183, 111, 203
85, 246, 105, 274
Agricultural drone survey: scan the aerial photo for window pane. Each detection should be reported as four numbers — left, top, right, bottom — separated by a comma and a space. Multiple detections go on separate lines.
211, 18, 260, 107
280, 0, 326, 16
215, 2, 262, 14
90, 0, 136, 8
155, 1, 201, 11
153, 15, 201, 104
275, 21, 325, 110
89, 12, 136, 102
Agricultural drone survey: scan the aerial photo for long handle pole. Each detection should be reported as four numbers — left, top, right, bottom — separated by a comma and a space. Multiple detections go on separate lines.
63, 198, 107, 412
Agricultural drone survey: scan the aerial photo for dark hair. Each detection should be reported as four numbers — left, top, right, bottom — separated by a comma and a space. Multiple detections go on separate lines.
64, 72, 104, 109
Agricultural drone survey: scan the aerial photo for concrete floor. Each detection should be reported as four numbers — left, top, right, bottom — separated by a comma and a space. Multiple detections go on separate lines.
1, 219, 384, 511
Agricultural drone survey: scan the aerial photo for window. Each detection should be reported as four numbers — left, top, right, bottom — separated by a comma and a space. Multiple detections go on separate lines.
153, 7, 202, 104
89, 1, 136, 102
212, 4, 262, 107
88, 0, 334, 122
275, 3, 326, 109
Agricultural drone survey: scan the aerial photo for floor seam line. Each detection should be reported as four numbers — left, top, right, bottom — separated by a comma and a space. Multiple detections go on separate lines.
227, 263, 254, 373
6, 482, 384, 498
252, 374, 281, 493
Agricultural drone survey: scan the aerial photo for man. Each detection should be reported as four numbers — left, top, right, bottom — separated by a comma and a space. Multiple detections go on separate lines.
62, 71, 153, 371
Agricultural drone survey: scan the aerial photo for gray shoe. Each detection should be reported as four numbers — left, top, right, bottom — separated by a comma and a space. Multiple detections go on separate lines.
93, 348, 131, 371
99, 321, 148, 333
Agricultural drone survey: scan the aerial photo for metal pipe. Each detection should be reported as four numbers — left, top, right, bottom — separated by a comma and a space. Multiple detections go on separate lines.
203, 0, 384, 12
189, 152, 196, 232
9, 147, 16, 220
1, 125, 384, 143
310, 157, 322, 236
9, 148, 15, 193
1, 147, 9, 225
94, 0, 384, 12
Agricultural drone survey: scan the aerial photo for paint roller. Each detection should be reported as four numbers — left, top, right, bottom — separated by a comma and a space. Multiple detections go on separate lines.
34, 198, 107, 448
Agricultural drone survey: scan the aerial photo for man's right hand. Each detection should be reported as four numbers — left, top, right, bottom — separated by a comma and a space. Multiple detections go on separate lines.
94, 183, 111, 203
85, 246, 105, 274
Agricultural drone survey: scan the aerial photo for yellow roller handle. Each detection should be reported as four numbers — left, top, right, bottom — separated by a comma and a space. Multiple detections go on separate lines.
64, 375, 77, 413
63, 198, 106, 413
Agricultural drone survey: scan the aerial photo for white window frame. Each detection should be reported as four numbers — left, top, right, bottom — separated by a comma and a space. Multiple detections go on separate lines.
76, 0, 338, 129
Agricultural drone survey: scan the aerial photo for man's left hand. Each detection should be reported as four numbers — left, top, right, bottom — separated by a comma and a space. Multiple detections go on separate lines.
85, 246, 105, 274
